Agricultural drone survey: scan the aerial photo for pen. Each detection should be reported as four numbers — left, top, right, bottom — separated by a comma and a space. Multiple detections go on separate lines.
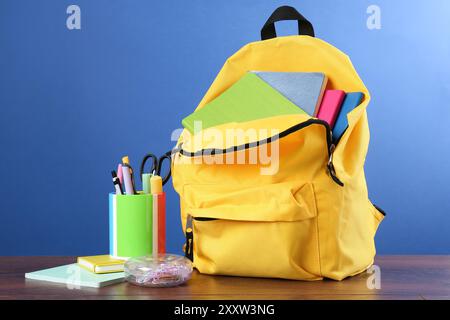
111, 170, 123, 195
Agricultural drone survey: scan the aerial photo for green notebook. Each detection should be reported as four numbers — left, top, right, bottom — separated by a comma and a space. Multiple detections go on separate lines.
25, 263, 125, 288
182, 72, 307, 134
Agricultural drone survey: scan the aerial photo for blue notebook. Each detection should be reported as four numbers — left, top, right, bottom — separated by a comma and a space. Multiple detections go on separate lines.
253, 71, 328, 116
332, 92, 364, 144
25, 263, 125, 288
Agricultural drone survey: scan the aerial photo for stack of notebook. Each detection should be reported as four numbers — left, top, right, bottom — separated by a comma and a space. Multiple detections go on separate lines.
25, 255, 126, 288
182, 72, 308, 134
182, 71, 364, 144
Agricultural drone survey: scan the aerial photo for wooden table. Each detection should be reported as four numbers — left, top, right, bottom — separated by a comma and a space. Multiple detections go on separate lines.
1, 256, 449, 300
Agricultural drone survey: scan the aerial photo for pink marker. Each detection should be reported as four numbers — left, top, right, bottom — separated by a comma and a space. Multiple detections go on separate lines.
117, 164, 123, 185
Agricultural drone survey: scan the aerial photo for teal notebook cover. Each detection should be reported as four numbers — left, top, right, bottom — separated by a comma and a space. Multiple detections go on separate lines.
253, 71, 328, 116
182, 72, 307, 134
332, 92, 364, 143
25, 263, 125, 288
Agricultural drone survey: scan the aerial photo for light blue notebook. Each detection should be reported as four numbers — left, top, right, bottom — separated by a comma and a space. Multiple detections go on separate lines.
25, 263, 125, 288
253, 71, 328, 116
332, 92, 364, 144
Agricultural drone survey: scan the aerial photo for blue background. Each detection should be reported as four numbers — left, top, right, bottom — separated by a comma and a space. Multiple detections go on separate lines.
1, 0, 449, 255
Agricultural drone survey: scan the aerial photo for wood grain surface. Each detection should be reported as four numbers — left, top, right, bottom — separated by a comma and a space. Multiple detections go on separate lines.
1, 256, 449, 300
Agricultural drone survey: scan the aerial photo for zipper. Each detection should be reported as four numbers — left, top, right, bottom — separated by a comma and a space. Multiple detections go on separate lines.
184, 215, 194, 261
184, 215, 217, 262
172, 119, 343, 187
193, 217, 217, 221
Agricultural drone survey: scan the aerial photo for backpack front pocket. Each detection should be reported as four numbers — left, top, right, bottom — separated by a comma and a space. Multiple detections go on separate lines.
182, 181, 322, 280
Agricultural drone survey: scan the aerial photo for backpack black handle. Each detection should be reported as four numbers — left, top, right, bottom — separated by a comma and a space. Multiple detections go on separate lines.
261, 6, 314, 40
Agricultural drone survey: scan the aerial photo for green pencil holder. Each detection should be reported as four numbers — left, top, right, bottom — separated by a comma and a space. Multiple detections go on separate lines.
109, 192, 153, 259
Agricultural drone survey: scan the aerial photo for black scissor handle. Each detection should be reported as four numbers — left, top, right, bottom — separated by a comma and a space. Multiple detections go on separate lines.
139, 153, 158, 181
139, 152, 172, 185
157, 153, 172, 185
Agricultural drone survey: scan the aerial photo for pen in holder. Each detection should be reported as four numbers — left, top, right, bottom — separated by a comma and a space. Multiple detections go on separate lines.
109, 192, 153, 259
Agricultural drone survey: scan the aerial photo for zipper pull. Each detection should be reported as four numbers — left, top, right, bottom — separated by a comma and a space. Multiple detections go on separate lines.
327, 125, 344, 187
185, 215, 194, 261
328, 143, 335, 164
327, 139, 344, 186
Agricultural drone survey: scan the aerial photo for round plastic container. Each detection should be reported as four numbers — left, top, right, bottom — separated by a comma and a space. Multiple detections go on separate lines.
124, 254, 193, 288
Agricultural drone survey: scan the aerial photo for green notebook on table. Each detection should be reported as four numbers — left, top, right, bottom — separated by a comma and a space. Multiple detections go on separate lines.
25, 263, 125, 288
182, 72, 307, 134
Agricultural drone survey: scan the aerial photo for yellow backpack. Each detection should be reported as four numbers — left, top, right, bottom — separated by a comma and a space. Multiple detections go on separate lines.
171, 6, 384, 280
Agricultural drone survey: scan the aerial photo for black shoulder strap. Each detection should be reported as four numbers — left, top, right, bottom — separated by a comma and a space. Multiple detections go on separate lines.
261, 6, 314, 40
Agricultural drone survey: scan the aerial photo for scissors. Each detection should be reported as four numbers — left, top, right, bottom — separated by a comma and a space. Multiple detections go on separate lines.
139, 152, 172, 185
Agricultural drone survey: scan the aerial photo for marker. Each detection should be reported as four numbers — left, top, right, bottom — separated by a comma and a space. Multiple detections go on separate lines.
117, 164, 123, 185
150, 175, 163, 195
121, 156, 137, 194
111, 170, 123, 195
142, 173, 152, 194
151, 175, 165, 255
122, 164, 136, 195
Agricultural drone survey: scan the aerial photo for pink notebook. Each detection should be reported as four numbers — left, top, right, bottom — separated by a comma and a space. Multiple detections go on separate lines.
317, 90, 346, 127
